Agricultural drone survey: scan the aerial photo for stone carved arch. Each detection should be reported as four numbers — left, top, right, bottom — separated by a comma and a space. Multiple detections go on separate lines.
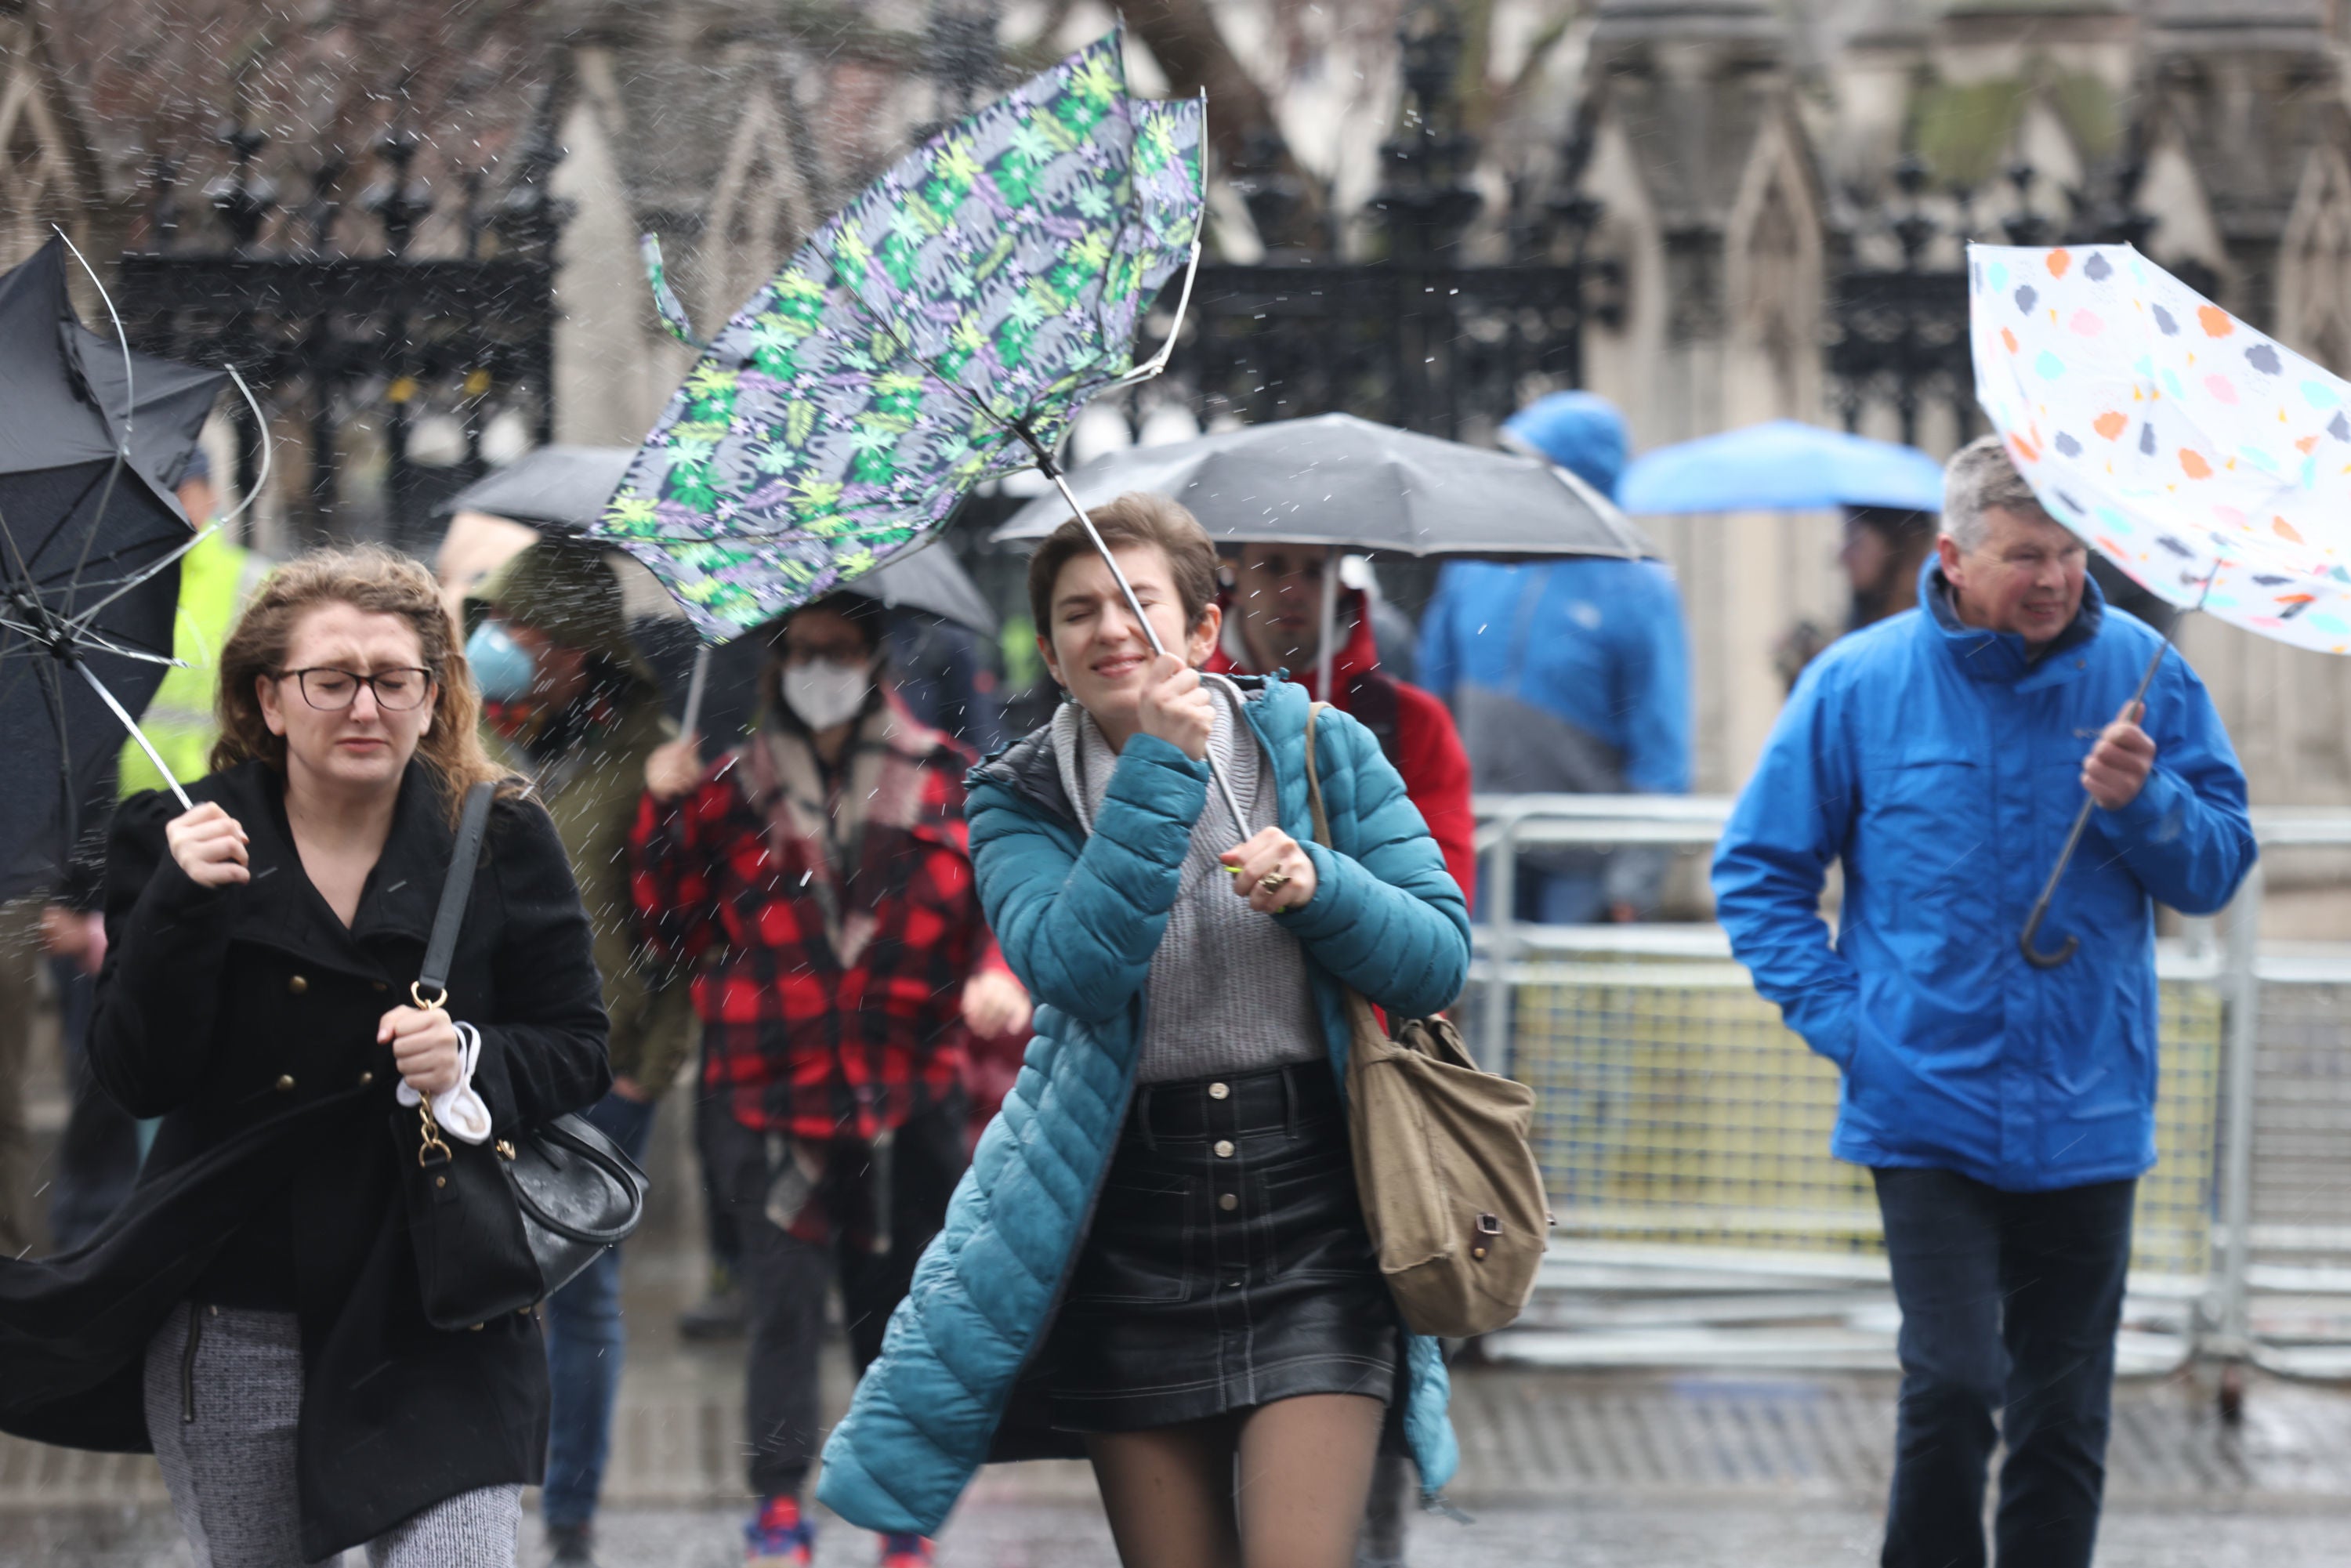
701, 83, 813, 328
2279, 141, 2351, 375
1722, 110, 1823, 426
0, 9, 97, 270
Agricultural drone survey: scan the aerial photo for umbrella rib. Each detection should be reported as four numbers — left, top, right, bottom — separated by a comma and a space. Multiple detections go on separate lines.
30, 526, 183, 596
67, 526, 216, 630
50, 226, 139, 625
76, 659, 192, 809
69, 628, 181, 667
29, 651, 77, 885
5, 463, 114, 577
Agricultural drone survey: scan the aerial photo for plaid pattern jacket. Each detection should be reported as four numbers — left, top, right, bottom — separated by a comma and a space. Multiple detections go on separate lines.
630, 694, 984, 1143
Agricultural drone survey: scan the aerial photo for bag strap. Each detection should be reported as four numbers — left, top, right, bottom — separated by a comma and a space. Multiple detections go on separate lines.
414, 781, 498, 1010
1302, 704, 1418, 1055
1302, 701, 1334, 851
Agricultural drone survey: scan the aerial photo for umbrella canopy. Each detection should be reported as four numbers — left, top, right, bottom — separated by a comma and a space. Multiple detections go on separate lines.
989, 411, 1657, 557
443, 444, 633, 533
1616, 419, 1946, 515
1970, 241, 2351, 652
0, 239, 223, 897
449, 446, 995, 637
590, 31, 1204, 643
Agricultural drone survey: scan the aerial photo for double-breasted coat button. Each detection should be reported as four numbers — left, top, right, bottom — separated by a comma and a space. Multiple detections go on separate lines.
286, 975, 308, 995
1208, 1082, 1230, 1100
357, 1071, 374, 1087
1214, 1139, 1235, 1158
274, 1074, 295, 1092
1219, 1193, 1238, 1211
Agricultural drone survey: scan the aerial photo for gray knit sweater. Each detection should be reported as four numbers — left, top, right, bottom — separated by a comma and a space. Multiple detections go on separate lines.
1054, 676, 1324, 1084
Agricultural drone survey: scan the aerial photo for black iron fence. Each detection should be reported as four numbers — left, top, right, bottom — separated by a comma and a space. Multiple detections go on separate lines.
113, 105, 567, 549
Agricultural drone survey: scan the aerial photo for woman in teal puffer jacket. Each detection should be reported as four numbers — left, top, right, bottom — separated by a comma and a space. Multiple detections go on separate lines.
818, 494, 1471, 1566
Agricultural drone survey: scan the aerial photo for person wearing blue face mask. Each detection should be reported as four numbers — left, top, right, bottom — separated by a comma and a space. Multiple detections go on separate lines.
464, 542, 696, 1568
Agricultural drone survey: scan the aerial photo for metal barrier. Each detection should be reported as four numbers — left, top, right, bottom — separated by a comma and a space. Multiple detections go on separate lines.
1469, 794, 2345, 1381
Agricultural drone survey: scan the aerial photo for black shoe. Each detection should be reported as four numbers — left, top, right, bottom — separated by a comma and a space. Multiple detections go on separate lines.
547, 1523, 597, 1567
677, 1284, 747, 1342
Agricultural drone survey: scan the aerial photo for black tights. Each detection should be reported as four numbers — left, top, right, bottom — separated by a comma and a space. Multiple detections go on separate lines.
1085, 1393, 1386, 1568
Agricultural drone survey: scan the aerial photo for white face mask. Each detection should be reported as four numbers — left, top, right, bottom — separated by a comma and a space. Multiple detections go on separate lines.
781, 659, 872, 731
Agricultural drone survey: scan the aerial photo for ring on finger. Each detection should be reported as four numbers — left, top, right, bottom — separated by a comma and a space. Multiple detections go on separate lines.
1259, 870, 1289, 893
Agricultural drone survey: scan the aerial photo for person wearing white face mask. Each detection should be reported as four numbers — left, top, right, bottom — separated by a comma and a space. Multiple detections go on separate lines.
632, 593, 1028, 1568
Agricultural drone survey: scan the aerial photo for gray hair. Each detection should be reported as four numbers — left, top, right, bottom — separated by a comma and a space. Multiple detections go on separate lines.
1940, 434, 2048, 552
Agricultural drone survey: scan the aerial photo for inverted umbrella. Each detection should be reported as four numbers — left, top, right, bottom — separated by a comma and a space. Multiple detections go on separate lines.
450, 447, 997, 636
1968, 241, 2327, 964
454, 445, 996, 744
0, 237, 228, 899
590, 32, 1232, 824
1616, 419, 1946, 515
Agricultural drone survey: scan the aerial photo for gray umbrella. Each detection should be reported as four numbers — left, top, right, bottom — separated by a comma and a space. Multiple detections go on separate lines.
989, 411, 1657, 559
448, 447, 994, 636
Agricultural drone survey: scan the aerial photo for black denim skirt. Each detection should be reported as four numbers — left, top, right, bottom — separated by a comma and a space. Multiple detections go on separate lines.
1041, 1061, 1402, 1432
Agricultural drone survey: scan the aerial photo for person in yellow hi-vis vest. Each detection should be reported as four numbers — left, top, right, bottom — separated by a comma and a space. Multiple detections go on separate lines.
42, 450, 269, 1247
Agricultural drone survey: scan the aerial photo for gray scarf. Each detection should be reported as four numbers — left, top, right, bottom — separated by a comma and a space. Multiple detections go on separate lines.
1052, 676, 1323, 1084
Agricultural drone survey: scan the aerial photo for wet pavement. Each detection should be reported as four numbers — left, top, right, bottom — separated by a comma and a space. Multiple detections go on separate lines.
12, 1099, 2351, 1564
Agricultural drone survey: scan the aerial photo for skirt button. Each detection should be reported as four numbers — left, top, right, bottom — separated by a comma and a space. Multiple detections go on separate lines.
1208, 1082, 1230, 1100
1219, 1193, 1238, 1211
1214, 1139, 1234, 1158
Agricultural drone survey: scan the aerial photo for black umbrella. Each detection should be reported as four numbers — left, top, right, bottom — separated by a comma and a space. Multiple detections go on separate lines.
991, 411, 1656, 698
989, 411, 1657, 559
0, 238, 225, 899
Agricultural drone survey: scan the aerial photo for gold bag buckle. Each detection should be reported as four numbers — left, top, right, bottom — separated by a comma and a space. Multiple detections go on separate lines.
411, 982, 453, 1169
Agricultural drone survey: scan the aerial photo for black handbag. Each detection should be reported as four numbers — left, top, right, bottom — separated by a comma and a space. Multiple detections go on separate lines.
397, 781, 650, 1331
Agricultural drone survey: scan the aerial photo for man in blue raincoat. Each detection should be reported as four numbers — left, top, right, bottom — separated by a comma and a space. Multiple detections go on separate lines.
1712, 435, 2255, 1568
1416, 391, 1690, 922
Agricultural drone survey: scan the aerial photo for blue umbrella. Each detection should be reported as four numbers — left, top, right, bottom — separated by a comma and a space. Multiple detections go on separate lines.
1617, 419, 1944, 515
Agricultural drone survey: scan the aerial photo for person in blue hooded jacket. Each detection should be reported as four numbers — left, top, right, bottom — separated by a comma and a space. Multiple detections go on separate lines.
816, 494, 1472, 1568
1415, 390, 1691, 922
1712, 436, 2255, 1568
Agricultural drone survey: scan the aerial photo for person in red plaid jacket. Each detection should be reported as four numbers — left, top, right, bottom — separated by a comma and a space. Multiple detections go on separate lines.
632, 592, 1029, 1568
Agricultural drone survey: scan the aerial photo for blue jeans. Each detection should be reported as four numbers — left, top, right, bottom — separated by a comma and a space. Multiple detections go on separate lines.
1872, 1167, 2135, 1568
541, 1092, 659, 1530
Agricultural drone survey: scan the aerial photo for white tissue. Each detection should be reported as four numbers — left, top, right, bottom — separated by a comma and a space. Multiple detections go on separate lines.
396, 1019, 493, 1144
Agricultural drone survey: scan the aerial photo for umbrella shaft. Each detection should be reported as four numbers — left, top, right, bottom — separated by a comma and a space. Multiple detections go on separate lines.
1043, 466, 1251, 840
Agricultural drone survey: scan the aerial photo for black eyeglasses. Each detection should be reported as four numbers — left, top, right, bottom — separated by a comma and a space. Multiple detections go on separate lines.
277, 667, 435, 712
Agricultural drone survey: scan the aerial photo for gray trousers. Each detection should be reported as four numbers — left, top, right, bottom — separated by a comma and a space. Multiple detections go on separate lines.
144, 1304, 522, 1567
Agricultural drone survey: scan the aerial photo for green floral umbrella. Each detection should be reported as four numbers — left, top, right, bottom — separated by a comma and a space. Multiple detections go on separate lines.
592, 31, 1204, 645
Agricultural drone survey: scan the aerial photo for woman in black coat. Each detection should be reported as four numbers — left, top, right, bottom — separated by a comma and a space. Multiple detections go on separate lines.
0, 545, 609, 1566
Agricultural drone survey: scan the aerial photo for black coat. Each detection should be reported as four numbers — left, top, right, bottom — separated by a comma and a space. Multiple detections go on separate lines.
0, 759, 610, 1559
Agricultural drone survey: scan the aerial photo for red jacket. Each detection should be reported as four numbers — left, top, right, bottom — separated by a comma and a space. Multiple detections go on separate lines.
1208, 589, 1478, 906
629, 696, 983, 1143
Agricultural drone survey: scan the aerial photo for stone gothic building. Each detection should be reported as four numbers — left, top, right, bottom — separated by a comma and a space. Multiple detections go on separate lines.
11, 0, 2351, 831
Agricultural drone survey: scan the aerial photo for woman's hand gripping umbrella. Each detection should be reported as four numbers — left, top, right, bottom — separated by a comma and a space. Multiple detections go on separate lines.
587, 31, 1249, 833
1971, 241, 2349, 964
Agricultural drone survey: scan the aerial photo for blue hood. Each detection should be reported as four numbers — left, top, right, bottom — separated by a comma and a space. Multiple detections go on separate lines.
1502, 391, 1628, 500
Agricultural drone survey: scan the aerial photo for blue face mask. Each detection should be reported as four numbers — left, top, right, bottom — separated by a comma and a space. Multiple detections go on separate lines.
465, 618, 537, 703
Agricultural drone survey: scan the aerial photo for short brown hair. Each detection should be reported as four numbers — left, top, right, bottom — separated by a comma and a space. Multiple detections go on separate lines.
1025, 491, 1219, 641
212, 544, 513, 823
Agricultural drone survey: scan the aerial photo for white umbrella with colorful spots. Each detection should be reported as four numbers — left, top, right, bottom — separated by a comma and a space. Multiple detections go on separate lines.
1970, 241, 2351, 653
